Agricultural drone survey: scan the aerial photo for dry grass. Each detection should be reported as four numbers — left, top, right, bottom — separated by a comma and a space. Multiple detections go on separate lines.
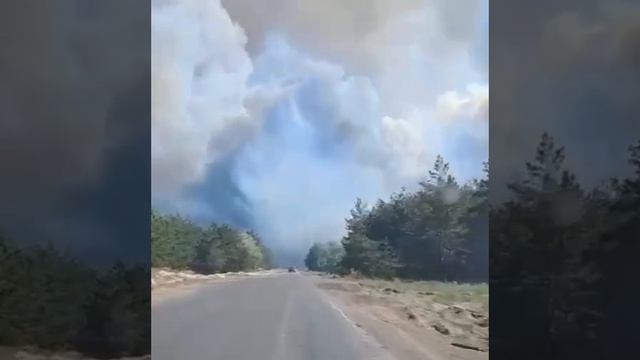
352, 277, 488, 311
317, 274, 489, 354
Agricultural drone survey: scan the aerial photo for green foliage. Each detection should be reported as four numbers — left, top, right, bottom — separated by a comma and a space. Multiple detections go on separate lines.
324, 155, 488, 282
323, 241, 345, 273
0, 212, 270, 357
151, 210, 202, 269
248, 229, 274, 269
304, 241, 345, 273
210, 226, 255, 272
0, 237, 150, 357
491, 133, 640, 359
340, 233, 398, 279
151, 212, 272, 273
304, 243, 323, 271
1, 209, 271, 357
77, 263, 150, 356
0, 241, 92, 348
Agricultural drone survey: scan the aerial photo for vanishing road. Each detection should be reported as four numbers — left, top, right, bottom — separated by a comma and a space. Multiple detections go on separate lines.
152, 271, 394, 360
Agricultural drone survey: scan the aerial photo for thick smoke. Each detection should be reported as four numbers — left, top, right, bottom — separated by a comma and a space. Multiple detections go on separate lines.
0, 0, 150, 265
152, 0, 488, 264
491, 0, 640, 199
152, 0, 254, 196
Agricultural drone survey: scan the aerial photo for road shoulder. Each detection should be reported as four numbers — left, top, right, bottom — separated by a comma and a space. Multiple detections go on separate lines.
310, 274, 488, 360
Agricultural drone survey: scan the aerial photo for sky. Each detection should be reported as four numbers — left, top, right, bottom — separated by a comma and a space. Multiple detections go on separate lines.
151, 0, 489, 264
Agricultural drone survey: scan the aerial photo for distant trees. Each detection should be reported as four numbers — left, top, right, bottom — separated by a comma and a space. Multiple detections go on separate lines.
306, 155, 489, 281
151, 212, 272, 273
304, 243, 322, 271
304, 241, 344, 273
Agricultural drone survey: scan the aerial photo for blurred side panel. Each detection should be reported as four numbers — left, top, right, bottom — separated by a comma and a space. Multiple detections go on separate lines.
490, 0, 640, 359
0, 0, 151, 358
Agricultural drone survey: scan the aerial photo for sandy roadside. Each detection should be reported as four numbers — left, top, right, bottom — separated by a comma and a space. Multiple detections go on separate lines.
311, 274, 488, 360
151, 268, 284, 305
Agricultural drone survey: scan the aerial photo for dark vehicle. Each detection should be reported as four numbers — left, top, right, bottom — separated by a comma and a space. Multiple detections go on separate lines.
288, 267, 296, 273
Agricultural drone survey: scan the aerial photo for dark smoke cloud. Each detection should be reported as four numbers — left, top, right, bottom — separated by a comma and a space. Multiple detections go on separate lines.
0, 0, 150, 266
184, 155, 254, 229
491, 0, 640, 199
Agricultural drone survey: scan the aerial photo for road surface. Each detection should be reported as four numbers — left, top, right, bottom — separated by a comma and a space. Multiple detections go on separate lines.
152, 271, 394, 360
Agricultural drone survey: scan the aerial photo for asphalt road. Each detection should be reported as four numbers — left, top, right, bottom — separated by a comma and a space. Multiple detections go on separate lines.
152, 271, 394, 360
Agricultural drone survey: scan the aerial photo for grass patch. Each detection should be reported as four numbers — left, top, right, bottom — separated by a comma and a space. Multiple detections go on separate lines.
352, 277, 488, 310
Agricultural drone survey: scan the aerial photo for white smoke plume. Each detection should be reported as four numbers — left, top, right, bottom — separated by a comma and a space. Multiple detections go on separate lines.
152, 0, 488, 261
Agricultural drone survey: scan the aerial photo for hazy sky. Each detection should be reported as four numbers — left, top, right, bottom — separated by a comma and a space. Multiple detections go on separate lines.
152, 0, 488, 262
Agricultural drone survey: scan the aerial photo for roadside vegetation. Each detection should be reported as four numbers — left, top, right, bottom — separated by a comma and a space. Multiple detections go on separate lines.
304, 241, 344, 274
305, 154, 488, 283
357, 278, 489, 309
151, 212, 273, 274
0, 212, 274, 358
492, 134, 640, 359
0, 237, 150, 358
305, 148, 490, 353
309, 133, 640, 358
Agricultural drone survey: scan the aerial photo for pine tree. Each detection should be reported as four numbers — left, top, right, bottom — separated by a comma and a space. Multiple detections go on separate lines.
304, 243, 323, 271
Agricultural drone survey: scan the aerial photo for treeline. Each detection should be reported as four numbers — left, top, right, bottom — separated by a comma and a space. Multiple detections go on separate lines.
492, 133, 640, 359
151, 211, 273, 273
0, 237, 149, 357
305, 155, 488, 282
304, 242, 344, 273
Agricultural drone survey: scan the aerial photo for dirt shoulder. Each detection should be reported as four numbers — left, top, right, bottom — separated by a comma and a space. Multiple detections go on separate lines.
151, 267, 283, 289
311, 274, 488, 360
153, 267, 237, 288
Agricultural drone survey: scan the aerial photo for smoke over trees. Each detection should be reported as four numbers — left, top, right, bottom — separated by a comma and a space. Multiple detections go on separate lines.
305, 155, 489, 282
151, 211, 273, 272
306, 130, 640, 357
305, 131, 640, 358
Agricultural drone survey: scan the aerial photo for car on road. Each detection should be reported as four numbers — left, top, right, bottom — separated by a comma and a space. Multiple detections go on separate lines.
288, 267, 296, 273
